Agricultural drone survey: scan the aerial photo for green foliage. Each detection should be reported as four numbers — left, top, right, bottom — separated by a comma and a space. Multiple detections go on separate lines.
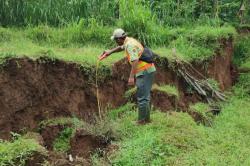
170, 26, 236, 61
39, 117, 83, 129
124, 87, 137, 100
118, 0, 162, 46
1, 0, 249, 27
0, 0, 117, 26
234, 73, 250, 96
0, 53, 17, 65
152, 84, 179, 98
0, 137, 46, 166
241, 58, 250, 68
206, 78, 220, 91
177, 95, 250, 165
108, 103, 136, 120
0, 27, 12, 42
25, 21, 113, 47
108, 111, 199, 166
0, 24, 236, 66
53, 127, 74, 153
91, 74, 250, 165
189, 102, 213, 126
95, 92, 250, 165
151, 0, 198, 26
79, 116, 120, 142
234, 36, 250, 66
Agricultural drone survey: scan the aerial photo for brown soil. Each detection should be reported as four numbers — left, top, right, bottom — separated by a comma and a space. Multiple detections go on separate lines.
151, 91, 177, 111
45, 151, 90, 166
40, 124, 66, 150
25, 151, 48, 166
0, 38, 234, 141
69, 130, 106, 159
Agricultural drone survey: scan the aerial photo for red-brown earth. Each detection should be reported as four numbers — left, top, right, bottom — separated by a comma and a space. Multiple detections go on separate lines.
0, 38, 235, 165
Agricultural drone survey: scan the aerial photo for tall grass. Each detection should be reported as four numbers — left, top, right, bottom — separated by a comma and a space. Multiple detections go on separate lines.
0, 0, 117, 26
0, 0, 248, 27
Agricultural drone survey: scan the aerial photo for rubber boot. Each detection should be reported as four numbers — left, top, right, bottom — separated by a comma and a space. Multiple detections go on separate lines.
145, 103, 151, 123
138, 105, 147, 122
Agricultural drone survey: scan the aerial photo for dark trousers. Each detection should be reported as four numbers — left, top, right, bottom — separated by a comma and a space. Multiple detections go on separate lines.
136, 71, 155, 121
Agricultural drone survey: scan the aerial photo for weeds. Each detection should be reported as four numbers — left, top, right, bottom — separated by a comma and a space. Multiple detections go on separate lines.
1, 0, 249, 27
152, 84, 179, 98
0, 137, 47, 166
233, 36, 250, 66
53, 127, 75, 153
92, 80, 250, 165
189, 102, 214, 126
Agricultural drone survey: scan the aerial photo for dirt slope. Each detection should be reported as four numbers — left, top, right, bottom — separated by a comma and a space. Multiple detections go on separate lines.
0, 39, 234, 140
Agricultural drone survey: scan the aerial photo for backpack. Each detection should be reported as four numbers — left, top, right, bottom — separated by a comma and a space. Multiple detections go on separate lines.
139, 47, 158, 63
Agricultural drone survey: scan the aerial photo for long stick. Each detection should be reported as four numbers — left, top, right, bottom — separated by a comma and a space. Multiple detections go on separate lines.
95, 60, 102, 119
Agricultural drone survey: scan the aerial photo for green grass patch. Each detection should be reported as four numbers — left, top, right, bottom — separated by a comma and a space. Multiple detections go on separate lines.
53, 127, 74, 153
234, 73, 250, 96
152, 84, 179, 98
39, 117, 74, 128
189, 102, 213, 126
241, 57, 250, 68
0, 137, 47, 166
0, 25, 236, 65
190, 102, 210, 115
234, 36, 250, 66
93, 83, 250, 165
108, 103, 136, 120
124, 87, 137, 100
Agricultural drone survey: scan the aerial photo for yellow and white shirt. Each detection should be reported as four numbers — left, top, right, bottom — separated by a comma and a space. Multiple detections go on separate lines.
122, 37, 156, 77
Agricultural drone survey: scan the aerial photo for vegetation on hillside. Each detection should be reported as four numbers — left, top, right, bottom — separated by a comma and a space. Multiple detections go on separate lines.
92, 79, 250, 166
0, 136, 47, 166
0, 0, 250, 165
1, 0, 249, 27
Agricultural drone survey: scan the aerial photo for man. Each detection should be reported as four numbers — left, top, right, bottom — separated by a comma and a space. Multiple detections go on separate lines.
99, 28, 156, 124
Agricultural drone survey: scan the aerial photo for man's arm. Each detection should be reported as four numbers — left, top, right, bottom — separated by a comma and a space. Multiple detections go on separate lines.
105, 46, 123, 55
128, 60, 138, 86
99, 46, 123, 60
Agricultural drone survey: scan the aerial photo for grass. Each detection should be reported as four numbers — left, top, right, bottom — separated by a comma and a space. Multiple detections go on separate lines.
0, 137, 47, 166
39, 117, 84, 129
53, 127, 75, 153
0, 36, 123, 66
152, 84, 179, 98
92, 83, 250, 165
189, 102, 213, 126
189, 102, 210, 114
234, 35, 250, 67
108, 103, 136, 120
1, 0, 248, 28
124, 87, 137, 100
39, 116, 120, 153
0, 25, 236, 66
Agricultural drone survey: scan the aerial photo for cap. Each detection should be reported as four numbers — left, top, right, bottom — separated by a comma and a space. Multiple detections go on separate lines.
111, 28, 127, 40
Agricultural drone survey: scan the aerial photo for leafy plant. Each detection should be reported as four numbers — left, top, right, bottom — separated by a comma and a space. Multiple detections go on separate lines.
53, 127, 75, 153
0, 137, 47, 166
152, 84, 179, 98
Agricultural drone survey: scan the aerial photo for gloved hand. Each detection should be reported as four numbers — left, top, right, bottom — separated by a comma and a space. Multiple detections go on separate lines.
98, 51, 109, 61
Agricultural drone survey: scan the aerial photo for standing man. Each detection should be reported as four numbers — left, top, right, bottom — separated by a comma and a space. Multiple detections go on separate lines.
99, 28, 156, 124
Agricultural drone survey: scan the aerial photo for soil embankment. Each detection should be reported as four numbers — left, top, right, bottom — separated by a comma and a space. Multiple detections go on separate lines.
0, 39, 234, 140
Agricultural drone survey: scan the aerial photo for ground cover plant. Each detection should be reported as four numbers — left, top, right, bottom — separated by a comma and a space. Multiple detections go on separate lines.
0, 0, 250, 166
0, 25, 237, 65
92, 84, 250, 166
0, 136, 47, 166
